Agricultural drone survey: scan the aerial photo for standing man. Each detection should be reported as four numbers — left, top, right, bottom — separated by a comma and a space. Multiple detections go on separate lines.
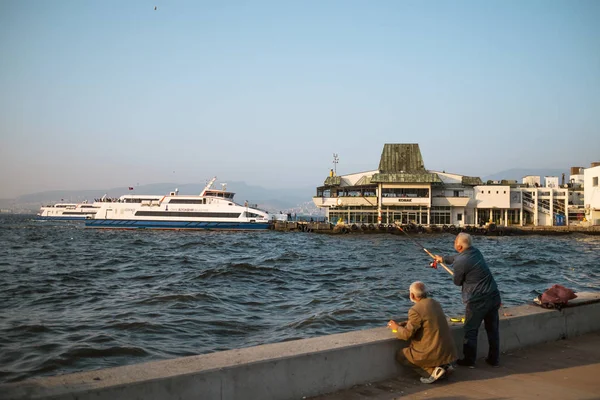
387, 281, 457, 384
434, 232, 501, 367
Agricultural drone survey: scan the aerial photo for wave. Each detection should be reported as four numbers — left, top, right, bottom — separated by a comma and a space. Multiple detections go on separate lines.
5, 324, 53, 334
109, 321, 163, 333
137, 293, 217, 305
1, 215, 599, 385
59, 346, 149, 360
193, 263, 278, 280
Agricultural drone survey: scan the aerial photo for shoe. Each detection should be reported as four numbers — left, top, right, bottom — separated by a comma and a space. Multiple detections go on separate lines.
485, 358, 500, 367
420, 366, 446, 384
456, 358, 475, 368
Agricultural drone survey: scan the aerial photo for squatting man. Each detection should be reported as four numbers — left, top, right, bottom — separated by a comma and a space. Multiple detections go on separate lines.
387, 281, 457, 384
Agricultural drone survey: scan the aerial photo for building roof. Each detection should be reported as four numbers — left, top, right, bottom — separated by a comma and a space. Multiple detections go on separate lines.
377, 143, 426, 173
371, 172, 443, 183
372, 143, 442, 183
323, 176, 342, 186
462, 176, 483, 186
320, 144, 481, 186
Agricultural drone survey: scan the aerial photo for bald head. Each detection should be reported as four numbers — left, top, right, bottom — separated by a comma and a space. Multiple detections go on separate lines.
454, 232, 472, 253
409, 281, 427, 300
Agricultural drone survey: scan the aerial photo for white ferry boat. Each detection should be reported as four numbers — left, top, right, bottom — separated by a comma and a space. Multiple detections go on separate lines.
85, 177, 271, 230
37, 201, 100, 220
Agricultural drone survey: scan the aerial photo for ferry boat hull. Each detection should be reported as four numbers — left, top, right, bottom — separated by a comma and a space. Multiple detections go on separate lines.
85, 219, 270, 230
84, 177, 272, 231
37, 202, 100, 220
38, 215, 89, 221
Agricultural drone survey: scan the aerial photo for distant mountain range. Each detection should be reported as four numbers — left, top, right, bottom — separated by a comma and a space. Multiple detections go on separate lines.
0, 168, 574, 214
481, 168, 569, 183
0, 182, 319, 215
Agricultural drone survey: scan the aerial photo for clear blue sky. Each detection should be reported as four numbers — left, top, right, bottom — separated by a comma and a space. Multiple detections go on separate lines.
1, 0, 599, 198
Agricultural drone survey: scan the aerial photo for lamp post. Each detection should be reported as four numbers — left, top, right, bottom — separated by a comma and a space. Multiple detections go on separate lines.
333, 153, 339, 175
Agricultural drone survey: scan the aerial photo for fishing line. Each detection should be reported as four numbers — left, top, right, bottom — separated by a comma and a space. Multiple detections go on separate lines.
395, 223, 454, 276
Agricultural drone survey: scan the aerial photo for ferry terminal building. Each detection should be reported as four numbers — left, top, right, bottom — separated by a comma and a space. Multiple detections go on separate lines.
313, 144, 600, 228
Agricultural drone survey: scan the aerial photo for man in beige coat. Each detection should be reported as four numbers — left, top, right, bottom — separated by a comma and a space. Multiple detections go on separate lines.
388, 281, 457, 383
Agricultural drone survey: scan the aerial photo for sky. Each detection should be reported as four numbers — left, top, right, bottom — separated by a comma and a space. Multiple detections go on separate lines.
1, 0, 599, 198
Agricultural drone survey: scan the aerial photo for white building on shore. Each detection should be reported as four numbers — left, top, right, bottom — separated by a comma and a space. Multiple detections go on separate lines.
312, 143, 599, 227
584, 163, 600, 225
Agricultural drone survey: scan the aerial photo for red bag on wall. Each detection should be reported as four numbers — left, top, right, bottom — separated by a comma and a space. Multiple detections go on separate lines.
537, 284, 577, 310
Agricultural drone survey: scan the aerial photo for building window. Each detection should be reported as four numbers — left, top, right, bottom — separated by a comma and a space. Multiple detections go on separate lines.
431, 206, 451, 225
457, 213, 462, 221
594, 177, 598, 187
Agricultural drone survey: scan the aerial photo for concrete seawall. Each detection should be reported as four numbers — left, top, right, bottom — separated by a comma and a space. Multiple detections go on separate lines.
3, 292, 599, 400
272, 221, 600, 236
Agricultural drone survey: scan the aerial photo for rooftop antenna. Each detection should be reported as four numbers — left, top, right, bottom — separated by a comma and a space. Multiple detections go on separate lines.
333, 153, 339, 175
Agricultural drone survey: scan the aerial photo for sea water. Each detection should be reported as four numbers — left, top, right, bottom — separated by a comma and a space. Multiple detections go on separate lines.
1, 214, 598, 383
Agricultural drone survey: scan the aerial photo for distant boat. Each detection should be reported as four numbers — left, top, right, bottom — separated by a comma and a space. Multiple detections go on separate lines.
37, 202, 100, 220
85, 177, 271, 230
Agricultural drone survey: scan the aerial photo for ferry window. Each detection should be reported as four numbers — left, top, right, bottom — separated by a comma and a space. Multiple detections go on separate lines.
135, 211, 241, 218
168, 199, 204, 204
488, 191, 490, 194
504, 191, 506, 194
496, 191, 499, 194
594, 177, 598, 187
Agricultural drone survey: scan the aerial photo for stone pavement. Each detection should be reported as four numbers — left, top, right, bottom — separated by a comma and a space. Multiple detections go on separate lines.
311, 332, 600, 400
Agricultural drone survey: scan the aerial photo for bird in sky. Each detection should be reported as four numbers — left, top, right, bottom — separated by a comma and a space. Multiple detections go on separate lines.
154, 6, 157, 11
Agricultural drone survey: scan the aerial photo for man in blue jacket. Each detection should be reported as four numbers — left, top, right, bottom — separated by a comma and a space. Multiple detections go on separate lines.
434, 233, 501, 367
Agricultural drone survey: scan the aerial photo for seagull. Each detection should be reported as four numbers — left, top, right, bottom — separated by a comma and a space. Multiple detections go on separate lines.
154, 6, 157, 10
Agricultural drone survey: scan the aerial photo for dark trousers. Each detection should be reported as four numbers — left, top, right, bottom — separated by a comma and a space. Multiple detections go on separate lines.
463, 295, 501, 364
396, 349, 434, 378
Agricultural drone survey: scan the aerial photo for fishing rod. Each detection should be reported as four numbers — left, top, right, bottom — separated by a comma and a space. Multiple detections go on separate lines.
394, 224, 514, 319
394, 223, 454, 276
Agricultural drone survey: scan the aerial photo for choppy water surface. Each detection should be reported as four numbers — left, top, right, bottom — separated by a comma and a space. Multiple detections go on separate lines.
1, 214, 598, 383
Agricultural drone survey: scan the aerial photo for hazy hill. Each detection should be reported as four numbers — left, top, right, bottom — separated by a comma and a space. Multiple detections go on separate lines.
1, 168, 580, 213
1, 182, 317, 214
482, 168, 569, 182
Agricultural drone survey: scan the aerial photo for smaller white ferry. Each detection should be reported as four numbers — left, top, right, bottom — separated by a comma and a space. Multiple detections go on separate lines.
85, 177, 271, 230
37, 201, 100, 220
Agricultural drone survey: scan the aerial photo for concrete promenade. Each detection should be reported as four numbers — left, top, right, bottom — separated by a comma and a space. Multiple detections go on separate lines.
2, 293, 600, 400
312, 331, 600, 400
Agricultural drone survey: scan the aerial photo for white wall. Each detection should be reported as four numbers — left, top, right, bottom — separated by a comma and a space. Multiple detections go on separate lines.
523, 176, 541, 186
451, 207, 465, 226
545, 176, 559, 188
538, 211, 552, 226
584, 166, 600, 224
339, 170, 378, 186
570, 173, 585, 186
431, 171, 463, 184
509, 190, 522, 208
474, 186, 511, 208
